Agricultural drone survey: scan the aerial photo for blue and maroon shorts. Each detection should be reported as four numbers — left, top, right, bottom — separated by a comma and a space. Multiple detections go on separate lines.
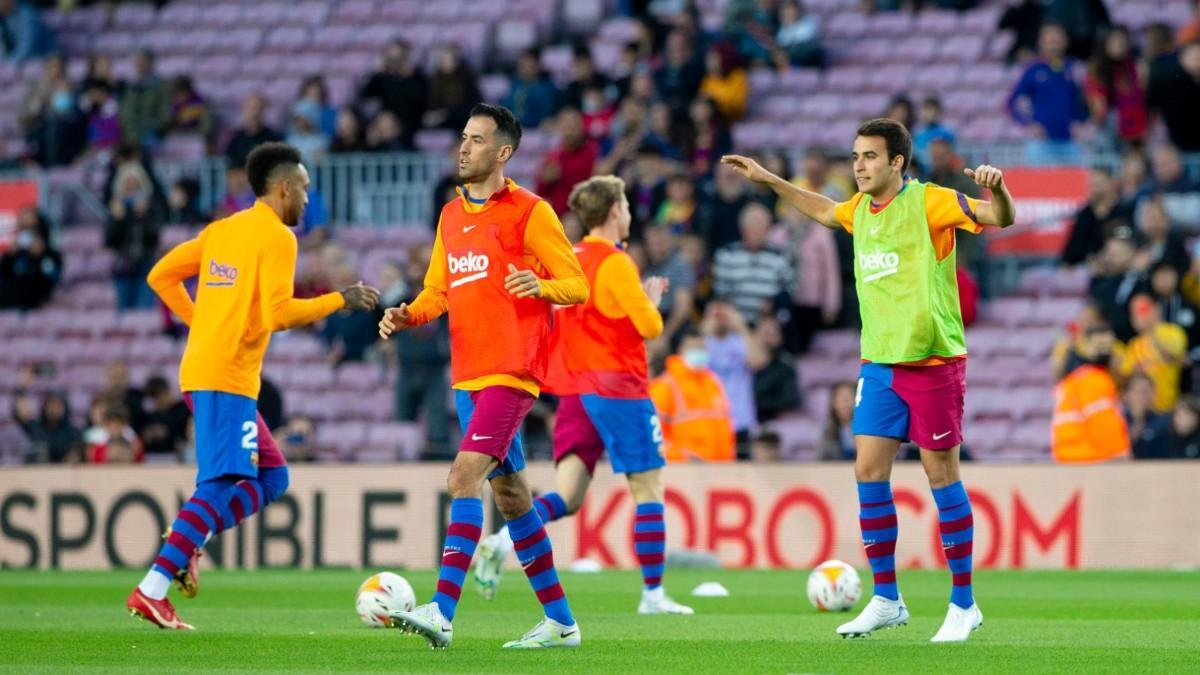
851, 359, 966, 450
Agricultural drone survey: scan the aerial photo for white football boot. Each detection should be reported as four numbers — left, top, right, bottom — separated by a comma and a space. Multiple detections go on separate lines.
637, 587, 695, 615
930, 603, 983, 642
502, 617, 582, 649
836, 595, 909, 638
473, 532, 507, 600
390, 602, 453, 650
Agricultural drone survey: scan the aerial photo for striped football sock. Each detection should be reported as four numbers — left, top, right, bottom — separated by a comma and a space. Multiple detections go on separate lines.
141, 478, 236, 599
430, 497, 483, 622
932, 481, 975, 609
508, 508, 575, 627
858, 481, 900, 601
533, 491, 568, 524
633, 502, 666, 591
209, 467, 290, 535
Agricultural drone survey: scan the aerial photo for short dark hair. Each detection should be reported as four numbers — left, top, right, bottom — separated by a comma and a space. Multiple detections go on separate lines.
144, 375, 169, 397
246, 142, 303, 197
469, 103, 522, 152
856, 118, 913, 174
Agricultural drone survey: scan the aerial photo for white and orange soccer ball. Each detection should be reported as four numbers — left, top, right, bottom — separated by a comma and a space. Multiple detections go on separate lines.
806, 560, 862, 612
355, 571, 416, 628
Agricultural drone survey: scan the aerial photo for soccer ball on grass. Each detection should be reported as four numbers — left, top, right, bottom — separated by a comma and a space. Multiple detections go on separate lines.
355, 571, 416, 627
806, 560, 861, 612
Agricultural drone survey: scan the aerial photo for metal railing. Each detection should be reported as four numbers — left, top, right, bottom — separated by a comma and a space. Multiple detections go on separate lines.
154, 152, 450, 227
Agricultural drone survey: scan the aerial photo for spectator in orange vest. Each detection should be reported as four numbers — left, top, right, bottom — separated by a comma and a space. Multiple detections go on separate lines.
649, 330, 736, 462
1052, 321, 1131, 463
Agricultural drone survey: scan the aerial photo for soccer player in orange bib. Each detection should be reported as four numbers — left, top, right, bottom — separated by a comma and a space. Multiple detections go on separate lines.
471, 175, 694, 616
378, 104, 588, 650
126, 143, 379, 629
724, 118, 1015, 643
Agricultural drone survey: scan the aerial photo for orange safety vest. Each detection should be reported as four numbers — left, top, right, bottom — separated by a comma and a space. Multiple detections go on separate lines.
544, 239, 649, 398
439, 185, 553, 385
1051, 364, 1130, 463
650, 355, 735, 462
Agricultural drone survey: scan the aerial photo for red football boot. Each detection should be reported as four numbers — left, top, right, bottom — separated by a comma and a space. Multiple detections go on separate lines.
126, 588, 195, 630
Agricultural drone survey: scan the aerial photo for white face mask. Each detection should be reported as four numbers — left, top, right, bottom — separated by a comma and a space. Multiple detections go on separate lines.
682, 348, 709, 370
16, 230, 34, 250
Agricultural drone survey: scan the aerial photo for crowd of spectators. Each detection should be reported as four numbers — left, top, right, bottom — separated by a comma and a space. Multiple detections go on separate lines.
1004, 2, 1200, 164
7, 1, 1200, 464
9, 358, 315, 465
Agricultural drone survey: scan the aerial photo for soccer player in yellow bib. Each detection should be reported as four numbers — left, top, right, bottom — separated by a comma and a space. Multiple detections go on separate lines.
723, 118, 1014, 643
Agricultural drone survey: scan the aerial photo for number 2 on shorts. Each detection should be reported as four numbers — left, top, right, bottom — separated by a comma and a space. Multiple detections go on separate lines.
241, 420, 258, 450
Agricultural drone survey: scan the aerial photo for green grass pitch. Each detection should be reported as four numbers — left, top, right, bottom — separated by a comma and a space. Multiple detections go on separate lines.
2, 568, 1198, 673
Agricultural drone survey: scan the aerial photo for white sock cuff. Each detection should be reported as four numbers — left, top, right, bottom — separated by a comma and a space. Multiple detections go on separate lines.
138, 569, 171, 600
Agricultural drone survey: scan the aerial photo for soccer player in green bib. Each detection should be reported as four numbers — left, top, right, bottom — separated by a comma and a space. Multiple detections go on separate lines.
723, 118, 1014, 643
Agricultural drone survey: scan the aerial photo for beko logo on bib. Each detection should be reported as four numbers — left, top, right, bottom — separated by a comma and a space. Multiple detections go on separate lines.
449, 252, 489, 274
858, 250, 899, 282
206, 259, 238, 286
449, 252, 490, 288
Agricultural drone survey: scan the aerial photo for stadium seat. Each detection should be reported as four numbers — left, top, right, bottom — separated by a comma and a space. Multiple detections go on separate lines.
960, 6, 1004, 33
264, 27, 311, 53
826, 12, 867, 40
157, 135, 208, 163
765, 415, 821, 457
983, 297, 1035, 327
335, 363, 384, 392
563, 0, 604, 32
867, 11, 915, 38
796, 357, 857, 388
365, 422, 424, 461
495, 19, 538, 59
809, 330, 860, 360
414, 130, 457, 154
198, 3, 244, 28
914, 9, 960, 35
156, 3, 203, 28
776, 68, 821, 93
961, 419, 1013, 456
112, 3, 157, 30
937, 36, 985, 64
1009, 420, 1052, 454
331, 0, 377, 24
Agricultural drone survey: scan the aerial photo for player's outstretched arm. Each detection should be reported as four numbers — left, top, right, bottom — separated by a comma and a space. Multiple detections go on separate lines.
261, 233, 377, 332
380, 231, 450, 340
964, 165, 1016, 228
519, 201, 589, 305
721, 154, 839, 228
146, 235, 204, 325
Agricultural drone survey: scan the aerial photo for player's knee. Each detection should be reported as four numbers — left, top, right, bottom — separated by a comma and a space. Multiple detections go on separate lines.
260, 466, 290, 504
446, 468, 483, 500
493, 482, 532, 520
920, 450, 960, 488
627, 470, 664, 503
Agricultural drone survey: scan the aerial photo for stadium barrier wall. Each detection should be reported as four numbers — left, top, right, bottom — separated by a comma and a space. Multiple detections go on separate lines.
1, 463, 1197, 571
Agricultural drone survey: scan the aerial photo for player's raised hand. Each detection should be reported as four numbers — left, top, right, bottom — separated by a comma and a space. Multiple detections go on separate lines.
642, 276, 669, 307
505, 263, 542, 299
964, 164, 1004, 190
720, 154, 772, 183
378, 303, 410, 340
340, 281, 381, 311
